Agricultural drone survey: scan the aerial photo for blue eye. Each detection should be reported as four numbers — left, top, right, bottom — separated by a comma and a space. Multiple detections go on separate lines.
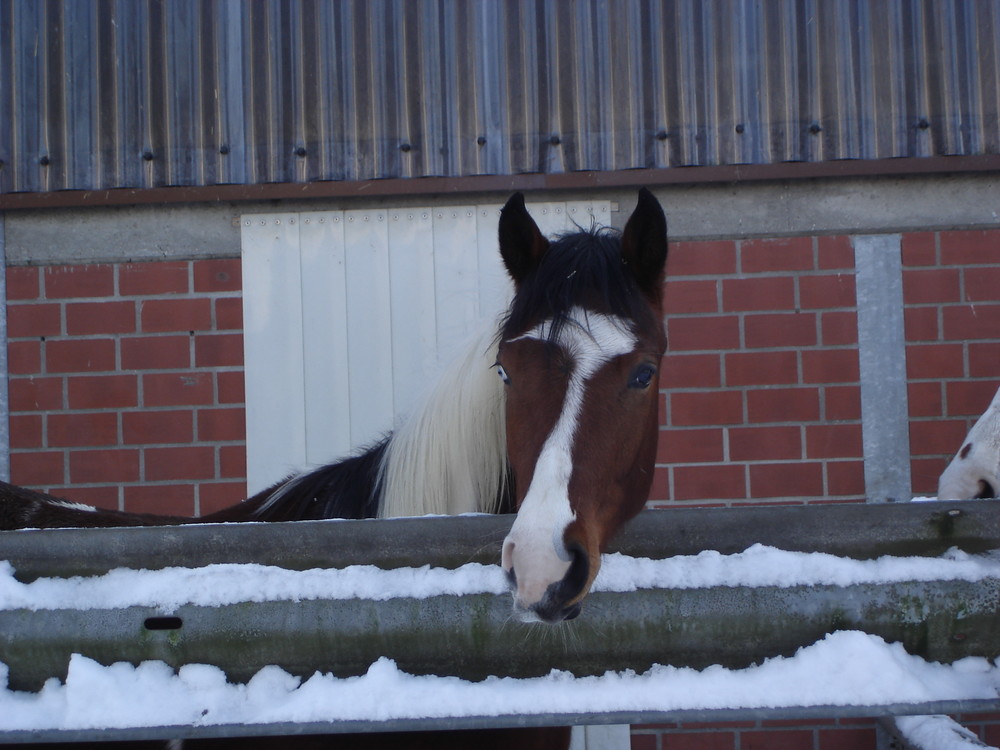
496, 363, 511, 385
629, 363, 656, 389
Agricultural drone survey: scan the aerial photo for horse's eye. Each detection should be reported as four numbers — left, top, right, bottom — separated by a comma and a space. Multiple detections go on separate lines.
496, 363, 511, 385
629, 363, 656, 389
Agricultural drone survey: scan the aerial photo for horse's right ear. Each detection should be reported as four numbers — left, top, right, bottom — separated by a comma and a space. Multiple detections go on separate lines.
499, 193, 549, 284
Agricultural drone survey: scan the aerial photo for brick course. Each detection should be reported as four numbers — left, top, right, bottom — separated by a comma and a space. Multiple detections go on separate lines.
902, 228, 1000, 496
653, 237, 867, 506
652, 227, 1000, 509
7, 260, 246, 514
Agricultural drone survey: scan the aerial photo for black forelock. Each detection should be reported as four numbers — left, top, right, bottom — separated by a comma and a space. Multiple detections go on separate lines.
500, 225, 659, 344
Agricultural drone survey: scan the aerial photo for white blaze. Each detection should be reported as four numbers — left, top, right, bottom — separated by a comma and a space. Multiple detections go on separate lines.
501, 308, 637, 612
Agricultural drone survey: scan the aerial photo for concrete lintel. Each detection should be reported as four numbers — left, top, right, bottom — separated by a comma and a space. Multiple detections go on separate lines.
5, 172, 1000, 266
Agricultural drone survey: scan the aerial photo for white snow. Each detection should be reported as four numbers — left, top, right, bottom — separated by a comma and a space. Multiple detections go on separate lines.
0, 560, 509, 613
1, 542, 999, 733
0, 633, 997, 733
894, 715, 994, 750
3, 545, 999, 613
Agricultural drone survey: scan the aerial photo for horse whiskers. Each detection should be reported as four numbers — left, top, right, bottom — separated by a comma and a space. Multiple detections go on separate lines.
497, 611, 521, 637
468, 537, 506, 566
504, 614, 583, 653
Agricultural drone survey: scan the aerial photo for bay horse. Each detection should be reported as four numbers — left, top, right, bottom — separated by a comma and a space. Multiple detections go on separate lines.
0, 189, 669, 748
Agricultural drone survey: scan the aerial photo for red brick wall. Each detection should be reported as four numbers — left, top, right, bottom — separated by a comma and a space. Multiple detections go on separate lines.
903, 229, 1000, 496
7, 259, 247, 516
650, 234, 864, 506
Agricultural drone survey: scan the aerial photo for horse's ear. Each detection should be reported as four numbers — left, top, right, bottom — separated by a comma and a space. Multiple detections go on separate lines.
499, 193, 549, 285
621, 188, 668, 305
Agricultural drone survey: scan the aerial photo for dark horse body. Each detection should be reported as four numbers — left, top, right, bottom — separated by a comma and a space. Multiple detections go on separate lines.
1, 440, 393, 529
0, 190, 670, 749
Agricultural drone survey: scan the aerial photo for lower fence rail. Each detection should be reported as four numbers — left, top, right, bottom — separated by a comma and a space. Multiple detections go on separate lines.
4, 702, 1000, 746
1, 500, 999, 743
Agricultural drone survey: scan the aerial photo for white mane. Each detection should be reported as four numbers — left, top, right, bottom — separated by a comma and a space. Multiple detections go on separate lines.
377, 322, 508, 519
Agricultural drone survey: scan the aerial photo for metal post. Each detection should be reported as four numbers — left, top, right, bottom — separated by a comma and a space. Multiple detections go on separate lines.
853, 234, 912, 504
855, 234, 913, 750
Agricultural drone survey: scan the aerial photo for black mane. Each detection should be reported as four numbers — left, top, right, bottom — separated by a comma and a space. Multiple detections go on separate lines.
500, 226, 658, 344
204, 439, 390, 523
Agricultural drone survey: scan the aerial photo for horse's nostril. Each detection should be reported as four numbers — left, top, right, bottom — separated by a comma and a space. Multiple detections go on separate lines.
559, 542, 590, 603
976, 480, 997, 499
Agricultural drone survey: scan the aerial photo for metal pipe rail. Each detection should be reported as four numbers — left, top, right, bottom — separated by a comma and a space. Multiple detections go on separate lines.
4, 499, 999, 581
3, 577, 997, 687
1, 500, 999, 743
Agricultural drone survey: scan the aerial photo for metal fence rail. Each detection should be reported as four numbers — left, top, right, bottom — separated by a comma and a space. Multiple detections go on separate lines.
4, 578, 996, 689
5, 500, 1000, 581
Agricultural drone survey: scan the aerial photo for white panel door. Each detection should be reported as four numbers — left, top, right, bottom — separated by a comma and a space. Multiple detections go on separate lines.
343, 209, 394, 449
430, 206, 480, 363
475, 205, 512, 322
387, 208, 437, 427
241, 200, 611, 494
240, 214, 307, 493
299, 212, 351, 464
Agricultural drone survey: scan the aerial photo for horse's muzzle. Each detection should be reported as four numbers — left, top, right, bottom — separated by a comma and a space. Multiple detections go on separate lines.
505, 541, 590, 624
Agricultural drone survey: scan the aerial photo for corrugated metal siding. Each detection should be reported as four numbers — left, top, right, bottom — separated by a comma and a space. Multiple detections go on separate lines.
1, 0, 999, 195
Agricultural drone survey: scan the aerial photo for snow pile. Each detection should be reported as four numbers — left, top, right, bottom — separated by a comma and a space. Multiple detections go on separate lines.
3, 545, 999, 613
0, 560, 508, 613
596, 544, 1000, 592
894, 715, 994, 750
0, 632, 998, 732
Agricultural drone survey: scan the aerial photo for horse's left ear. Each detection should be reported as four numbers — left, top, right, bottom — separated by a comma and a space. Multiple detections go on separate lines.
621, 188, 668, 305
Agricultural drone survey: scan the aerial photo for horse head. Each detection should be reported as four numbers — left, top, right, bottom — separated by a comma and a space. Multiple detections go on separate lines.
938, 385, 1000, 500
496, 189, 668, 623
